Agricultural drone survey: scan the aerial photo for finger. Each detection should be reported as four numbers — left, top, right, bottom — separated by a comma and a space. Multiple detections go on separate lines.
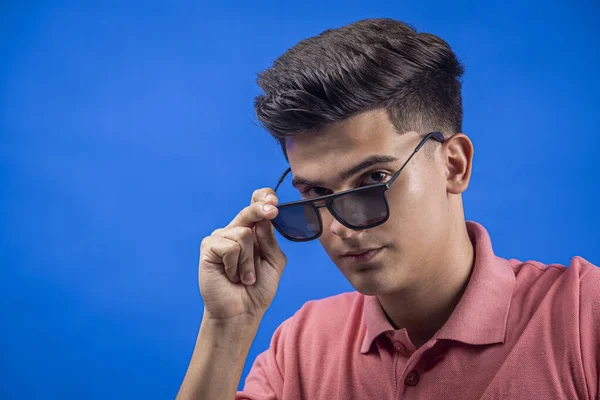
251, 188, 278, 206
255, 218, 286, 273
201, 236, 241, 283
219, 226, 256, 285
227, 200, 279, 229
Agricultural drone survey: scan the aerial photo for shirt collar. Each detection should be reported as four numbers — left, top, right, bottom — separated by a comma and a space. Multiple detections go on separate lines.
360, 294, 396, 353
360, 221, 515, 354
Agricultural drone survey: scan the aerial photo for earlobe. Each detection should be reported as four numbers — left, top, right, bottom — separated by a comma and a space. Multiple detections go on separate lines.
445, 133, 474, 195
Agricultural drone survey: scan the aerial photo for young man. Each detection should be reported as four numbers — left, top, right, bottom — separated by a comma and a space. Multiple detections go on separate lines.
177, 18, 599, 399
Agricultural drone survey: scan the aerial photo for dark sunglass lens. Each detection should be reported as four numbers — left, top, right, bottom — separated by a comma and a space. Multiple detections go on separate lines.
331, 187, 388, 227
273, 204, 321, 240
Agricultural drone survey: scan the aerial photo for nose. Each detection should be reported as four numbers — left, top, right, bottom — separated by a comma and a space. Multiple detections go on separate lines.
327, 213, 354, 239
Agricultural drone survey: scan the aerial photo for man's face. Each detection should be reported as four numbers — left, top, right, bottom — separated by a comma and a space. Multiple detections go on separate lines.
285, 109, 459, 295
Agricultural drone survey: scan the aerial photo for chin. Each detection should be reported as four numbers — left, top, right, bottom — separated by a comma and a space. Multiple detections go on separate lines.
346, 271, 394, 296
348, 268, 413, 296
353, 285, 384, 296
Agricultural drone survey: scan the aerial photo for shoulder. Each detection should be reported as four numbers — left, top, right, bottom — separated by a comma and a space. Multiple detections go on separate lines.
288, 291, 364, 336
256, 292, 363, 377
504, 255, 599, 332
573, 257, 600, 400
270, 291, 364, 353
573, 255, 600, 283
575, 255, 600, 328
508, 255, 598, 290
296, 291, 363, 320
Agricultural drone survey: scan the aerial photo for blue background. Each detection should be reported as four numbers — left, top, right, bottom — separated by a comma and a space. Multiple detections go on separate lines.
1, 1, 598, 398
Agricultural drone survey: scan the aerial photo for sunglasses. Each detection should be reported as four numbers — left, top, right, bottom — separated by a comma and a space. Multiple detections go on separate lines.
270, 131, 445, 242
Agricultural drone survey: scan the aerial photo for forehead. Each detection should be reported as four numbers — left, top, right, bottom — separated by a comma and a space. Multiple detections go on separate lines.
286, 109, 409, 181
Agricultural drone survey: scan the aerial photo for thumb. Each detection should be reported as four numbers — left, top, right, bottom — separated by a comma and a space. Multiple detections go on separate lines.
255, 219, 285, 269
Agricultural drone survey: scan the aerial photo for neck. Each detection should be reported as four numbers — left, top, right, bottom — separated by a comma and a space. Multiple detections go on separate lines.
377, 220, 475, 348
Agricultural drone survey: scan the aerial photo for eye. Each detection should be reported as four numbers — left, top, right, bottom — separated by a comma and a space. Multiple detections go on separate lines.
361, 171, 389, 186
304, 186, 332, 198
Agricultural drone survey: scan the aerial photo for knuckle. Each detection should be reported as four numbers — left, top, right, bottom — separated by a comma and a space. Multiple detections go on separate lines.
251, 189, 262, 202
225, 226, 251, 241
238, 226, 253, 240
200, 236, 211, 251
254, 200, 267, 212
229, 240, 242, 254
239, 204, 258, 221
239, 205, 252, 219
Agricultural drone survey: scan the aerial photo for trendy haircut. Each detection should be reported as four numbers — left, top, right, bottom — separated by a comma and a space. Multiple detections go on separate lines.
254, 18, 465, 159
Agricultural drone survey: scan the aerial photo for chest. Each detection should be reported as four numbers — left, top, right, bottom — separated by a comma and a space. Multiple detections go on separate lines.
285, 332, 589, 400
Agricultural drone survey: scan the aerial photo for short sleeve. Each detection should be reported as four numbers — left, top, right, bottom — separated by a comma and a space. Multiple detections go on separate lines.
578, 258, 600, 400
235, 317, 293, 400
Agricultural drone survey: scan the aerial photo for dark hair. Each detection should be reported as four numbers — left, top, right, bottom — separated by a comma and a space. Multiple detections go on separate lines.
254, 18, 465, 158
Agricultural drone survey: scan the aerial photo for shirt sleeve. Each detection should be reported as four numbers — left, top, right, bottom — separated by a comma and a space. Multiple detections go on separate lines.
235, 316, 293, 400
578, 258, 600, 400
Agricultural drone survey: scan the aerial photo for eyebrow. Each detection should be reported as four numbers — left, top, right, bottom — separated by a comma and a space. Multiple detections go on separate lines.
291, 154, 399, 188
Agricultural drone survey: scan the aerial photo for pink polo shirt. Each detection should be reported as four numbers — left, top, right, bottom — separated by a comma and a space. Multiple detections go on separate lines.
236, 222, 600, 399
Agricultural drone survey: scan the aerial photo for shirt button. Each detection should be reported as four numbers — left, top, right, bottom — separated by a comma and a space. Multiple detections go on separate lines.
394, 342, 405, 353
405, 371, 419, 387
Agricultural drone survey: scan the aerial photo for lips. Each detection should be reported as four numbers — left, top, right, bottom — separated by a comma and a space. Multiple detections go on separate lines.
341, 248, 381, 257
338, 247, 383, 266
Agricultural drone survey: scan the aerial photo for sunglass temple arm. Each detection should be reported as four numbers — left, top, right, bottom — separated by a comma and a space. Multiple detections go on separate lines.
274, 167, 292, 192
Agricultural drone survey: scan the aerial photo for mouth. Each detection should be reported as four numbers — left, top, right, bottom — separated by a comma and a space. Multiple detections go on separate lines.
340, 247, 383, 264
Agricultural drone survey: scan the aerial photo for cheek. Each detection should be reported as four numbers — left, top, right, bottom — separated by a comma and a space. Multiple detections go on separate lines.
318, 213, 335, 240
386, 172, 446, 230
317, 230, 336, 259
386, 176, 421, 218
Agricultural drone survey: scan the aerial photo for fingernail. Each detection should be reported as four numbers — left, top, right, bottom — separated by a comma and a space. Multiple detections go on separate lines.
244, 272, 255, 285
263, 204, 276, 212
266, 194, 277, 204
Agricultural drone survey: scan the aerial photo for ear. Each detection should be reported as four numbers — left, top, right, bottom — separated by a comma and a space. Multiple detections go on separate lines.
444, 133, 474, 195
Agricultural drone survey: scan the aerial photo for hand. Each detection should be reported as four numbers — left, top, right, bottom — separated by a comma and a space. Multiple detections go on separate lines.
199, 188, 287, 322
